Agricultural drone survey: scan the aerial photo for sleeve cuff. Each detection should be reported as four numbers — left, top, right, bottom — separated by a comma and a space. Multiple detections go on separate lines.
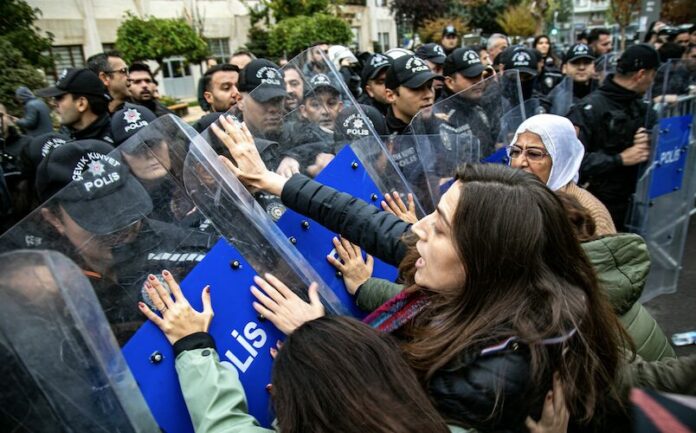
280, 173, 308, 203
173, 332, 217, 357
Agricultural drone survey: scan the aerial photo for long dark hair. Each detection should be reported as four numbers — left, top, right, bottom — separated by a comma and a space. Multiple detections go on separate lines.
533, 35, 559, 66
272, 316, 451, 433
399, 164, 630, 426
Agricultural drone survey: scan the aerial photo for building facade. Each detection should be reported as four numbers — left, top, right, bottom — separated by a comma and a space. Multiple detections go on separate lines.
27, 0, 397, 99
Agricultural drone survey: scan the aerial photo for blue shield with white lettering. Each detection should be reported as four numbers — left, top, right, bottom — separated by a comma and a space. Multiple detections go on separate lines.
626, 59, 696, 302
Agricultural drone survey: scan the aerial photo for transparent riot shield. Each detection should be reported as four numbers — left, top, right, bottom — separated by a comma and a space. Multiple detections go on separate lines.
197, 48, 424, 220
413, 70, 523, 158
548, 76, 574, 116
594, 52, 618, 85
625, 59, 696, 302
0, 113, 348, 431
391, 70, 523, 209
192, 49, 422, 317
0, 249, 158, 432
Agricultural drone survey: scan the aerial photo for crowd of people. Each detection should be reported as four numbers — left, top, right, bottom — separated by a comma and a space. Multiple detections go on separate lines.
1, 18, 696, 433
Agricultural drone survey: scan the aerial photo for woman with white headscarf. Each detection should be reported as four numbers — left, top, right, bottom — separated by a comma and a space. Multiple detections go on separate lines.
508, 114, 616, 235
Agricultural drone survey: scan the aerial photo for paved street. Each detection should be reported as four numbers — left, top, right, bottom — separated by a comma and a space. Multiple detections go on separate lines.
644, 215, 696, 357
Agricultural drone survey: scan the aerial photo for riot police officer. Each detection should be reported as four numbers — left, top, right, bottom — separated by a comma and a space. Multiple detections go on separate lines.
568, 44, 660, 230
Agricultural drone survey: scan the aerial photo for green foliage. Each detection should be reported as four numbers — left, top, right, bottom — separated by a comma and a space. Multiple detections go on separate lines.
266, 0, 332, 21
459, 0, 516, 34
245, 26, 272, 60
390, 0, 449, 34
0, 39, 47, 115
268, 14, 352, 58
0, 0, 53, 68
115, 13, 209, 71
495, 3, 537, 37
158, 95, 180, 107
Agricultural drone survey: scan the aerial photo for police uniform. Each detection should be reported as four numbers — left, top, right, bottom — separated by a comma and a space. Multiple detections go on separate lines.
434, 88, 499, 158
568, 77, 652, 228
567, 45, 661, 229
37, 68, 115, 144
359, 54, 392, 116
89, 217, 215, 344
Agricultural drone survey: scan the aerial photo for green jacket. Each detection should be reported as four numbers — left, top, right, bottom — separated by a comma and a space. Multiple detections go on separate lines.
582, 234, 676, 361
176, 348, 471, 433
357, 234, 675, 361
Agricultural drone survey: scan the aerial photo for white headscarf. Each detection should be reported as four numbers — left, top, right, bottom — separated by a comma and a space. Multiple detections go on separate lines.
510, 114, 585, 191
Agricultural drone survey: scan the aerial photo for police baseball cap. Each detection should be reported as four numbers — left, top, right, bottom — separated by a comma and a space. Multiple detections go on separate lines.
616, 44, 660, 73
501, 46, 538, 77
111, 103, 157, 146
238, 59, 287, 102
442, 25, 457, 36
385, 55, 442, 90
361, 53, 392, 84
35, 139, 153, 235
564, 43, 595, 64
304, 74, 342, 99
443, 47, 487, 77
334, 104, 388, 141
23, 132, 70, 179
415, 43, 447, 65
36, 68, 112, 101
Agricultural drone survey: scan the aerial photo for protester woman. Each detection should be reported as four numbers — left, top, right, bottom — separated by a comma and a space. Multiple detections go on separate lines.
139, 271, 568, 433
211, 117, 630, 432
507, 114, 616, 235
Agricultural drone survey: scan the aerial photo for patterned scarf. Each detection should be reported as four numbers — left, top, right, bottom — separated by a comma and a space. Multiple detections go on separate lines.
363, 289, 430, 333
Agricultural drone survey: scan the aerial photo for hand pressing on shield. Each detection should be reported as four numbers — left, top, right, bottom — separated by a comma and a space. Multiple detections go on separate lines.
138, 270, 214, 345
250, 273, 325, 335
211, 115, 288, 196
326, 236, 374, 295
381, 192, 418, 224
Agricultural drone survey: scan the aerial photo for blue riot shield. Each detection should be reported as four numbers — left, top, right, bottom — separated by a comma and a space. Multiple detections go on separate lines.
193, 50, 419, 314
626, 59, 696, 302
275, 144, 399, 318
0, 114, 346, 432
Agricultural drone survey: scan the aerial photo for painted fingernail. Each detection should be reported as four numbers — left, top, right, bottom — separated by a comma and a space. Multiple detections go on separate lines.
148, 274, 156, 280
265, 384, 273, 393
205, 285, 210, 293
270, 347, 277, 357
162, 270, 171, 277
138, 302, 145, 308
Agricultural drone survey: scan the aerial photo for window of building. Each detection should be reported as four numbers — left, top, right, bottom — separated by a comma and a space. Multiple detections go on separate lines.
45, 45, 85, 84
351, 28, 360, 51
207, 38, 231, 64
378, 32, 390, 52
162, 58, 192, 78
